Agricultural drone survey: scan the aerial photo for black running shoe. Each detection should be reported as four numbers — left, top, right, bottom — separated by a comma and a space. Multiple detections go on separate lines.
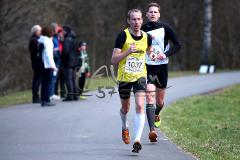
132, 141, 142, 153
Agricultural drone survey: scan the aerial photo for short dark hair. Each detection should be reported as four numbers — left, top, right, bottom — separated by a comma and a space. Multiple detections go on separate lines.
127, 9, 142, 19
147, 2, 160, 12
79, 41, 87, 47
50, 22, 58, 33
62, 25, 71, 33
41, 26, 53, 37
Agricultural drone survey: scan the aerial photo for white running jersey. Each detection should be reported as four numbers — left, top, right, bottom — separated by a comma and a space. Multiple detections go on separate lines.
146, 28, 170, 65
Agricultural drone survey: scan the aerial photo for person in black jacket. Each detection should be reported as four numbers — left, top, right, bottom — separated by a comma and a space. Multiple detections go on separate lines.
29, 25, 42, 103
61, 26, 78, 101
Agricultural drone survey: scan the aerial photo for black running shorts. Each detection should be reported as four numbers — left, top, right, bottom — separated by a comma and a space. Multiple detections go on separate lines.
146, 64, 168, 89
118, 77, 147, 99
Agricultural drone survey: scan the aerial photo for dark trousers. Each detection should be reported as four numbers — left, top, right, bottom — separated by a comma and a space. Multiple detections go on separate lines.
32, 67, 42, 101
78, 73, 86, 95
64, 68, 78, 98
50, 58, 60, 96
41, 68, 53, 102
55, 67, 66, 97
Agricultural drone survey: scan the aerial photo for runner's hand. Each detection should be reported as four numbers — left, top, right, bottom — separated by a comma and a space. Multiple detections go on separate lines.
157, 53, 166, 60
128, 43, 137, 54
149, 52, 157, 61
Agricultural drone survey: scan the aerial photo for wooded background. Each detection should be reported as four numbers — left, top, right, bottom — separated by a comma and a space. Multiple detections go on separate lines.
0, 0, 239, 93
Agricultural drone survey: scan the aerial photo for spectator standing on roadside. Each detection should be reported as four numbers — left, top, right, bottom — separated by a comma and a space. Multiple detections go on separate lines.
39, 26, 58, 107
61, 25, 78, 101
49, 22, 61, 101
76, 41, 90, 99
29, 25, 42, 103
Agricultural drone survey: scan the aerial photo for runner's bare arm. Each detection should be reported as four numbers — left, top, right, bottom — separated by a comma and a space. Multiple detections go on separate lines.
111, 44, 137, 64
146, 45, 153, 55
147, 45, 157, 61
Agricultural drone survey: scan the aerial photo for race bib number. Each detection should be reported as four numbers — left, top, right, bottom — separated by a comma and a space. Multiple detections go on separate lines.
125, 57, 144, 73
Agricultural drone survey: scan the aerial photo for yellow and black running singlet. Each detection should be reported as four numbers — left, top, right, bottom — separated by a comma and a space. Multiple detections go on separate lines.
117, 29, 148, 82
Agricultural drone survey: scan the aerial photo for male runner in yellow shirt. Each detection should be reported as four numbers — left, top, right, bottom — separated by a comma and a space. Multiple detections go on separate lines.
111, 9, 154, 153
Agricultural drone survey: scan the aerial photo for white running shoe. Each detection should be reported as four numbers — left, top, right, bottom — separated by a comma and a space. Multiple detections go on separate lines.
50, 95, 61, 100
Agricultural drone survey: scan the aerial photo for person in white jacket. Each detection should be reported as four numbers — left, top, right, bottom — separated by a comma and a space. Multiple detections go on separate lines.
38, 26, 58, 107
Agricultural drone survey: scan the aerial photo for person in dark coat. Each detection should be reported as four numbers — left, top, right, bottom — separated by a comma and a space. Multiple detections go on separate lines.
62, 26, 78, 101
29, 25, 42, 103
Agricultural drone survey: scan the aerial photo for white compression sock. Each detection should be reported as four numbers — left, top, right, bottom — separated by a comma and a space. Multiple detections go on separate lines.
134, 113, 145, 142
120, 110, 128, 130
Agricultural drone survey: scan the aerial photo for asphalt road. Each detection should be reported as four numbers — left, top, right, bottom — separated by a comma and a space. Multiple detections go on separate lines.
0, 71, 239, 160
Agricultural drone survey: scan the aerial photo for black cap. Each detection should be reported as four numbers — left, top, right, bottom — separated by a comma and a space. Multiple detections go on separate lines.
79, 41, 87, 46
62, 25, 71, 33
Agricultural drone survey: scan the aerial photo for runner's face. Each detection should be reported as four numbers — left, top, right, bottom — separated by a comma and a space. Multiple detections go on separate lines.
146, 6, 160, 22
128, 12, 143, 32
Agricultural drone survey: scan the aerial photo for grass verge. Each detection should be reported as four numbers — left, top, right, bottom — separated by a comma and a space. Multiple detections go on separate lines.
0, 77, 114, 108
160, 84, 240, 160
0, 90, 32, 108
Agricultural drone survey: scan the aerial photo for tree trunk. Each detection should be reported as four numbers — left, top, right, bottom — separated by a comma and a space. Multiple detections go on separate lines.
202, 0, 212, 65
